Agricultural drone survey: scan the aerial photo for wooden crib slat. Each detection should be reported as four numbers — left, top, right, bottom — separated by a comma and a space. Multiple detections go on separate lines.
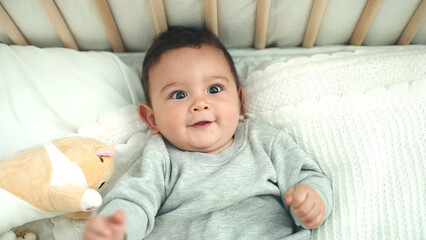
303, 0, 328, 48
0, 3, 28, 45
92, 0, 125, 53
204, 0, 218, 36
398, 0, 426, 45
255, 0, 271, 50
39, 0, 79, 50
350, 0, 383, 46
150, 0, 168, 36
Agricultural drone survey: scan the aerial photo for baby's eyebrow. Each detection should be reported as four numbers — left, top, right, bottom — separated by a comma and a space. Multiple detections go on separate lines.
160, 82, 178, 94
209, 76, 229, 82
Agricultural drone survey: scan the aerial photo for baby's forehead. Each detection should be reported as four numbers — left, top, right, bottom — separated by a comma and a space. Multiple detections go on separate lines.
158, 45, 226, 61
150, 46, 232, 76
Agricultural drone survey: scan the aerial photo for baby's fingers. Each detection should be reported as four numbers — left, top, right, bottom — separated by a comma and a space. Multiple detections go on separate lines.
293, 197, 315, 218
284, 186, 295, 205
83, 231, 108, 240
285, 184, 326, 229
109, 210, 126, 225
83, 217, 111, 239
300, 208, 325, 229
286, 185, 308, 208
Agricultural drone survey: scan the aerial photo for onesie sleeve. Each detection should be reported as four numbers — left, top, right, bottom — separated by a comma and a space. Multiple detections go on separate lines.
270, 130, 332, 229
98, 134, 169, 240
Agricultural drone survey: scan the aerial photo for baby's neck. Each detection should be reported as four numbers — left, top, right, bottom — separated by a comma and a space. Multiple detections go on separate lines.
163, 136, 235, 155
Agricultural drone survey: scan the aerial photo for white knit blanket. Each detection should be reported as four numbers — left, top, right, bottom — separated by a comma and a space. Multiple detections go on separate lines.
244, 46, 426, 112
244, 46, 426, 239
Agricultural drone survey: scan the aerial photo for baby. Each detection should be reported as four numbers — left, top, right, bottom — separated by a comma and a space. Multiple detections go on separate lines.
83, 27, 332, 240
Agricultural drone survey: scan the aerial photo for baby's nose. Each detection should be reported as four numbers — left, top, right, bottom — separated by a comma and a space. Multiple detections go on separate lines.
193, 105, 209, 111
191, 99, 210, 112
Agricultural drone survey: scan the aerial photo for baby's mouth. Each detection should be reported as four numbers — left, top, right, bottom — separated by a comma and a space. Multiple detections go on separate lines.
191, 121, 212, 128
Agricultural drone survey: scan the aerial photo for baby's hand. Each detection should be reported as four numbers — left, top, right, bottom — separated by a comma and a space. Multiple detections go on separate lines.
83, 211, 126, 240
284, 184, 326, 229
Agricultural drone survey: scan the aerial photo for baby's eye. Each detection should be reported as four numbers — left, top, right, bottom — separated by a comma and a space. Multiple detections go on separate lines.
208, 85, 222, 94
171, 91, 187, 99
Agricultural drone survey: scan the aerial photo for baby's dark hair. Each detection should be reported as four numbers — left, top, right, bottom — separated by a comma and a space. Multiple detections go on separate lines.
142, 26, 239, 106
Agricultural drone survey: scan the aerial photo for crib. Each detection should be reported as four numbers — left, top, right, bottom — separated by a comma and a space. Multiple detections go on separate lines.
0, 0, 425, 239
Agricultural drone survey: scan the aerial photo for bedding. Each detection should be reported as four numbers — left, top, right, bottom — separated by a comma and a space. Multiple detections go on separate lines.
244, 46, 426, 239
1, 0, 425, 239
0, 43, 144, 161
244, 45, 426, 110
0, 43, 144, 239
1, 42, 425, 239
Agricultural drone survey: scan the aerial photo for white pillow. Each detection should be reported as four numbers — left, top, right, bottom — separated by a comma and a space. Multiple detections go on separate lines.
243, 47, 426, 240
0, 44, 144, 161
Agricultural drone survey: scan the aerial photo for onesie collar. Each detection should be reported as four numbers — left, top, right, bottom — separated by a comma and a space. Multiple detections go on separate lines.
164, 120, 248, 165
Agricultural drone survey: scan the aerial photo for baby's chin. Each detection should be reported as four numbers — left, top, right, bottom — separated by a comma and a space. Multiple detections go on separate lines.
183, 139, 234, 155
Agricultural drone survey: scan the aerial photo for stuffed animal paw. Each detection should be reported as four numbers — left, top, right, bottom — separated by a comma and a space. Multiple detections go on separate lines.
0, 230, 36, 240
0, 136, 115, 235
14, 230, 37, 240
81, 189, 103, 211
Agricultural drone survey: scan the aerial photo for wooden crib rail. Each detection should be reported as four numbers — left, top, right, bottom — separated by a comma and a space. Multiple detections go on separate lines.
254, 0, 270, 49
0, 3, 28, 46
350, 0, 383, 46
204, 0, 218, 36
150, 0, 167, 36
398, 0, 426, 45
303, 0, 328, 48
92, 0, 125, 52
39, 0, 79, 50
0, 0, 424, 52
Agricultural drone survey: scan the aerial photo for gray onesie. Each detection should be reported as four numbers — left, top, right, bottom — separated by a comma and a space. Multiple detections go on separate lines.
100, 119, 332, 240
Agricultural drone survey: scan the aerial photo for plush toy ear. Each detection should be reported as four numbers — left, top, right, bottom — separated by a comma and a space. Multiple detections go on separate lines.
95, 149, 115, 162
95, 150, 115, 157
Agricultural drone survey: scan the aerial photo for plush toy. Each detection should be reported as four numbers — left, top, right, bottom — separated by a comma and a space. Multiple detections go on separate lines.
0, 136, 115, 235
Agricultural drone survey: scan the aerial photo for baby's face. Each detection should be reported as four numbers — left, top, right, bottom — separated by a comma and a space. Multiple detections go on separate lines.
145, 45, 243, 154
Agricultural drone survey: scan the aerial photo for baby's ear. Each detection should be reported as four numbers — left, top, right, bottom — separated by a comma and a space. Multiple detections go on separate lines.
238, 87, 245, 120
139, 103, 160, 134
